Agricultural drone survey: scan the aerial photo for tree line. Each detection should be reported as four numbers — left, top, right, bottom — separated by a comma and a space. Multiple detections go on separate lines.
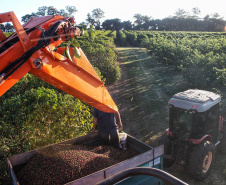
102, 8, 226, 32
0, 6, 226, 32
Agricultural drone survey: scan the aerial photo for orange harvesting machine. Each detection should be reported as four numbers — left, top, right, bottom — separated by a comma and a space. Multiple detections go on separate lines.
0, 11, 118, 113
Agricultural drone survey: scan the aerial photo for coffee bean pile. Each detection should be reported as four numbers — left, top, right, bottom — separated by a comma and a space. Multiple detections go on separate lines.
17, 144, 139, 185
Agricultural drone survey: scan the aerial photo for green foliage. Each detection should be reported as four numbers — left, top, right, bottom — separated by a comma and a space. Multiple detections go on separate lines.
78, 31, 121, 84
110, 30, 117, 39
0, 73, 58, 100
117, 30, 127, 47
4, 32, 14, 37
101, 12, 226, 32
54, 37, 81, 60
88, 26, 95, 41
86, 8, 105, 29
1, 87, 92, 148
21, 6, 77, 23
124, 31, 139, 46
0, 87, 92, 183
135, 31, 226, 88
137, 32, 149, 44
214, 65, 226, 86
102, 18, 122, 31
94, 66, 106, 84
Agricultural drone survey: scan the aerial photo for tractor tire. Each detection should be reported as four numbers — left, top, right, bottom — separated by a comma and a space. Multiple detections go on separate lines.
159, 134, 171, 155
159, 134, 174, 167
187, 141, 215, 180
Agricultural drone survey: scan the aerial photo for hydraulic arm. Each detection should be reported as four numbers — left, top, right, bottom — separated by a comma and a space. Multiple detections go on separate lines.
0, 11, 117, 113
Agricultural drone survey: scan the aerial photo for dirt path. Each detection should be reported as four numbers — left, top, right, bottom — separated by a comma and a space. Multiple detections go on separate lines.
107, 47, 226, 185
108, 47, 185, 146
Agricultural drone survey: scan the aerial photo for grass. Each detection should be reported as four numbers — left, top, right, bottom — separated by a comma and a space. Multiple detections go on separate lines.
108, 47, 226, 185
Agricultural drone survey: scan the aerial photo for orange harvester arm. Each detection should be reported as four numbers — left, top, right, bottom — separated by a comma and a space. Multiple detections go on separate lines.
0, 12, 118, 113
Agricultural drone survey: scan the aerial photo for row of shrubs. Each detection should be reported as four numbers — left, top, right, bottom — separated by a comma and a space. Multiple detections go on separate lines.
77, 30, 121, 84
0, 30, 121, 184
138, 31, 226, 88
115, 29, 226, 90
115, 30, 226, 88
117, 30, 149, 47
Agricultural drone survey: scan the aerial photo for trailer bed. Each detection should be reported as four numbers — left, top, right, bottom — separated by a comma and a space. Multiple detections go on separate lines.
7, 133, 164, 185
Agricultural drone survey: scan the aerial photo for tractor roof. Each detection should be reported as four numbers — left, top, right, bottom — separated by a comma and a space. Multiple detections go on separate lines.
169, 89, 221, 112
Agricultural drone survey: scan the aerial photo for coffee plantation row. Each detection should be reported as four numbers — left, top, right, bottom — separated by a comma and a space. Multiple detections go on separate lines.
119, 31, 226, 88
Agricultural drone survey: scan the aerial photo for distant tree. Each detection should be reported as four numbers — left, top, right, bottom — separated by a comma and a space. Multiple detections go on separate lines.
47, 6, 58, 15
142, 15, 152, 30
121, 21, 133, 30
102, 19, 122, 31
4, 23, 14, 32
21, 12, 38, 23
133, 13, 143, 29
92, 8, 105, 25
66, 5, 78, 16
21, 6, 77, 23
133, 14, 152, 30
202, 13, 225, 31
174, 9, 189, 19
57, 9, 68, 17
0, 24, 5, 32
191, 7, 201, 19
37, 6, 48, 16
102, 19, 114, 30
203, 14, 210, 21
161, 18, 177, 31
86, 8, 105, 29
204, 18, 225, 32
152, 19, 163, 30
79, 22, 88, 30
86, 13, 96, 26
0, 23, 15, 33
212, 13, 222, 19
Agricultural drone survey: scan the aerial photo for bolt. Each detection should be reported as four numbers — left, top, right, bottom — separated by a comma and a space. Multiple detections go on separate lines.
33, 58, 43, 69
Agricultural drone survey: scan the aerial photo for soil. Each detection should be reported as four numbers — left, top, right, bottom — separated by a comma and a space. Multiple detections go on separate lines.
107, 47, 226, 185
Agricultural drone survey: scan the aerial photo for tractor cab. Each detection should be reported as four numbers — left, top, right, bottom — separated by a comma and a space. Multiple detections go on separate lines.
162, 89, 226, 180
168, 89, 221, 143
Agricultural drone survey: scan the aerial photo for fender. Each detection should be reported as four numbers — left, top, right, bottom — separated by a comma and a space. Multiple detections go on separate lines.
189, 135, 212, 144
165, 128, 173, 137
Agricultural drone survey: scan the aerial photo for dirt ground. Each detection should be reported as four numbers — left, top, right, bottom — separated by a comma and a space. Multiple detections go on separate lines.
107, 47, 226, 185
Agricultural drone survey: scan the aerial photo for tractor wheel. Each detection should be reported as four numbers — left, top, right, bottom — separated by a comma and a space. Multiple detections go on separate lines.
159, 134, 171, 154
187, 141, 215, 180
159, 134, 174, 167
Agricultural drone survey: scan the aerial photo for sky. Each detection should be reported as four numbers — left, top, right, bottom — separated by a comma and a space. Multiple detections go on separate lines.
0, 0, 226, 24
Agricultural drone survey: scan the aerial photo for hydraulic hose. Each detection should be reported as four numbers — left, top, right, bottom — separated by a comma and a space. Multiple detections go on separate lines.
0, 20, 63, 82
96, 167, 188, 185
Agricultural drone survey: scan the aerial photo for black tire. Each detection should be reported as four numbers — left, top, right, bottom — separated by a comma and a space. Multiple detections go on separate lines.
159, 134, 171, 155
187, 141, 215, 180
159, 134, 174, 167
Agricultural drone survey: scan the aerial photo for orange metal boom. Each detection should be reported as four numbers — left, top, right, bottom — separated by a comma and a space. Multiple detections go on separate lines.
0, 12, 118, 113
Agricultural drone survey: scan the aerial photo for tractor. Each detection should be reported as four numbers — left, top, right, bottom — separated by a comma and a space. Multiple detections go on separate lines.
161, 89, 226, 180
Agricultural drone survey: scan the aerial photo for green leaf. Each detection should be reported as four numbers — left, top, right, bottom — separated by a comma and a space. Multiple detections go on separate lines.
73, 47, 81, 58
